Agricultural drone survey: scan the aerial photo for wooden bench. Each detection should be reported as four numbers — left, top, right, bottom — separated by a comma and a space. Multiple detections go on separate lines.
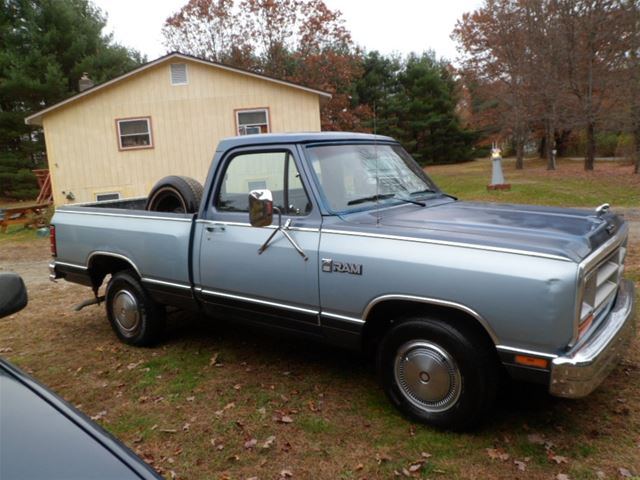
0, 203, 50, 233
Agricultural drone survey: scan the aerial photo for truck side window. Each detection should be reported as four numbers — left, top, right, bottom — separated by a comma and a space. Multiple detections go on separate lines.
216, 151, 311, 215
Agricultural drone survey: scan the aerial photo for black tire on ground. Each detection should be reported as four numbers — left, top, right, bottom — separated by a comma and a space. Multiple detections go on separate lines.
105, 270, 166, 347
145, 175, 203, 213
377, 316, 499, 430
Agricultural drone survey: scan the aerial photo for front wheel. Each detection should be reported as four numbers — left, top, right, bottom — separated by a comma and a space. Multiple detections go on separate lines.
378, 317, 498, 430
106, 271, 166, 346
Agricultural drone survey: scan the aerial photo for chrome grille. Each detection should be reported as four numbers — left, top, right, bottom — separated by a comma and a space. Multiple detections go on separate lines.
580, 238, 627, 325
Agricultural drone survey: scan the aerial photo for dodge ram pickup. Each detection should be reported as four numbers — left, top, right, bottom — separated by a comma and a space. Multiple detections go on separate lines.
49, 132, 636, 429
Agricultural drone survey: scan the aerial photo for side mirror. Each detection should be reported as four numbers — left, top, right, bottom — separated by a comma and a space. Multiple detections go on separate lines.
248, 189, 273, 227
0, 273, 28, 319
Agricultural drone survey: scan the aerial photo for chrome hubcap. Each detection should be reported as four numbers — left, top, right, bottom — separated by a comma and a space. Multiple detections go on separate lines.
394, 341, 462, 413
113, 290, 140, 334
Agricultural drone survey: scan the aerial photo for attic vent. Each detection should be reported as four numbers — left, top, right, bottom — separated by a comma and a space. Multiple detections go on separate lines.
170, 63, 188, 85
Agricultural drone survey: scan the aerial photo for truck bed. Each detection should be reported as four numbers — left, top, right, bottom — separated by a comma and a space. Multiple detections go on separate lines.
53, 198, 195, 295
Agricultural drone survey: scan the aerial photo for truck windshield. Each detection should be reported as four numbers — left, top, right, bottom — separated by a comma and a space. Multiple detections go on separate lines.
306, 144, 439, 213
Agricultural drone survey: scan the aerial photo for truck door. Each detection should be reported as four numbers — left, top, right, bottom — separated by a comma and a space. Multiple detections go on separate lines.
194, 146, 321, 333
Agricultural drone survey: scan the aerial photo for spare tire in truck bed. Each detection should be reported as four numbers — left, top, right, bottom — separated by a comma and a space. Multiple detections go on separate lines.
145, 176, 203, 213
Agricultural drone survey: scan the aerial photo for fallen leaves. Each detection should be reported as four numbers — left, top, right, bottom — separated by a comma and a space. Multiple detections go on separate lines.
392, 452, 432, 477
243, 438, 257, 449
618, 467, 634, 478
486, 448, 510, 461
527, 432, 573, 468
209, 352, 219, 366
214, 402, 235, 417
514, 460, 527, 472
527, 433, 546, 445
126, 360, 143, 370
548, 453, 569, 465
90, 410, 107, 421
261, 435, 276, 450
273, 411, 294, 424
210, 438, 224, 451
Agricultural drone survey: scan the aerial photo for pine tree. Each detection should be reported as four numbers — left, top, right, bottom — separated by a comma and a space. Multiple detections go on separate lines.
356, 51, 476, 164
0, 0, 144, 199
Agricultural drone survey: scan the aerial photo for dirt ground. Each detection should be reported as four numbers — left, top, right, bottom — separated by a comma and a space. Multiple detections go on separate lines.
1, 228, 639, 479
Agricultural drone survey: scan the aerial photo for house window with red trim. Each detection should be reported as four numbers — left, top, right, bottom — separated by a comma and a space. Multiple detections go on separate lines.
117, 117, 153, 150
236, 109, 269, 135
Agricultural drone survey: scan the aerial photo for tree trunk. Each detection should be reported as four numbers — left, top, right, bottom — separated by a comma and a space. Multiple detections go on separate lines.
585, 121, 595, 171
546, 122, 556, 170
515, 138, 524, 169
539, 136, 546, 159
634, 124, 640, 174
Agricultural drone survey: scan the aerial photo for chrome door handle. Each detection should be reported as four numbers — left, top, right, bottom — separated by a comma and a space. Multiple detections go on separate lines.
205, 223, 225, 232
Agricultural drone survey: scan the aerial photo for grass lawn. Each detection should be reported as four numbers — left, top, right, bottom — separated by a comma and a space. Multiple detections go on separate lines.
0, 160, 639, 479
427, 157, 640, 208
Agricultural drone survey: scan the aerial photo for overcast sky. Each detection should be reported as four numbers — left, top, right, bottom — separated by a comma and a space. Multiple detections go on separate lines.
92, 0, 482, 62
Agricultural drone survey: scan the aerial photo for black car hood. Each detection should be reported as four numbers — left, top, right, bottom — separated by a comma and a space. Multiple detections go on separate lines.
337, 199, 624, 262
0, 359, 162, 480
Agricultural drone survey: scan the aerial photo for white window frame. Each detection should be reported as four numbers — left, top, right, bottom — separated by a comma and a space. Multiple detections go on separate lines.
116, 117, 153, 150
95, 192, 121, 202
235, 108, 270, 136
170, 63, 188, 86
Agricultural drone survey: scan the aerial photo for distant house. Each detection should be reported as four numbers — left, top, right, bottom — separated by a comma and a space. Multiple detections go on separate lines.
25, 52, 330, 205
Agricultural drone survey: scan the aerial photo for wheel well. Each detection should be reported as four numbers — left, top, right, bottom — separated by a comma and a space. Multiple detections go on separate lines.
88, 255, 139, 292
362, 300, 497, 359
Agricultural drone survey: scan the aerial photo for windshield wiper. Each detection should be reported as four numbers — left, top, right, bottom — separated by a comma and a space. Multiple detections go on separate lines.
410, 188, 435, 196
347, 193, 425, 207
347, 193, 395, 206
410, 188, 457, 202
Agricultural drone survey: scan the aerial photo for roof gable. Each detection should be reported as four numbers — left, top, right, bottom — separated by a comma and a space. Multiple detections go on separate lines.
25, 52, 331, 126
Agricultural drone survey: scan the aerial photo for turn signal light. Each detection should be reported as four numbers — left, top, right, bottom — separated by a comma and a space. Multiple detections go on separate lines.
578, 314, 594, 338
514, 355, 548, 369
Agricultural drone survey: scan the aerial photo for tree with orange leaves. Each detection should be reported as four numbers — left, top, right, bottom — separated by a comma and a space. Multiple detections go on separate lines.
162, 0, 369, 131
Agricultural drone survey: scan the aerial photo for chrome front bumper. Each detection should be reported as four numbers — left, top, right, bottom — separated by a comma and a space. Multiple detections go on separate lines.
550, 279, 636, 398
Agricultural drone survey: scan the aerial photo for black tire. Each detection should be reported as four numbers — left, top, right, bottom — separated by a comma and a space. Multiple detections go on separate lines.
105, 270, 166, 347
145, 175, 203, 213
377, 316, 499, 430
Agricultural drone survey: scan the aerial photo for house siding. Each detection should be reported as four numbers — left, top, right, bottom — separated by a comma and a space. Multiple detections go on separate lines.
42, 59, 322, 204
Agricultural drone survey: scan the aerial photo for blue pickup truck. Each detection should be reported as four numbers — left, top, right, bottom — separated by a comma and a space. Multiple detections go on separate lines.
49, 132, 636, 429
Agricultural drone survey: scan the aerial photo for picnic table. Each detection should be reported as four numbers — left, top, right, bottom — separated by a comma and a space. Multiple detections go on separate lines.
0, 203, 50, 233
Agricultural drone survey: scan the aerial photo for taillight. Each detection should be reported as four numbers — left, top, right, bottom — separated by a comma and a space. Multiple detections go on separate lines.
50, 224, 57, 257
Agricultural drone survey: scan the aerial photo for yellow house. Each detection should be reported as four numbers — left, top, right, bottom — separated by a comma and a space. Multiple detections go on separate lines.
25, 52, 330, 205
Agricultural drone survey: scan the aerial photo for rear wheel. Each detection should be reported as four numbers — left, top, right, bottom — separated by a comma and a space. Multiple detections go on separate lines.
145, 175, 203, 213
106, 271, 165, 346
378, 316, 498, 430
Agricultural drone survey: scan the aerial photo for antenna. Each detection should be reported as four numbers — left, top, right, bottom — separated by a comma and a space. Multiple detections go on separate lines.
374, 101, 380, 227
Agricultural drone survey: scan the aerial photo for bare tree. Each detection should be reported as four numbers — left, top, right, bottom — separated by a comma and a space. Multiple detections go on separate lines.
521, 0, 569, 170
624, 0, 640, 174
453, 0, 533, 169
163, 0, 253, 67
557, 0, 627, 170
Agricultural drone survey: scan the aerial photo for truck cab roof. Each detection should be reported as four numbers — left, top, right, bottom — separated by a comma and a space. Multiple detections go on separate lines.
216, 132, 396, 152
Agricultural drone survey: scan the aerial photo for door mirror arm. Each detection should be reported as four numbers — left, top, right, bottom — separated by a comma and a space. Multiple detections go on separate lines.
257, 207, 308, 261
249, 189, 308, 261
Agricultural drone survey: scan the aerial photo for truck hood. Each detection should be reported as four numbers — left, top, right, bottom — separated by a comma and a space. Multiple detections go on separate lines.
338, 200, 624, 262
